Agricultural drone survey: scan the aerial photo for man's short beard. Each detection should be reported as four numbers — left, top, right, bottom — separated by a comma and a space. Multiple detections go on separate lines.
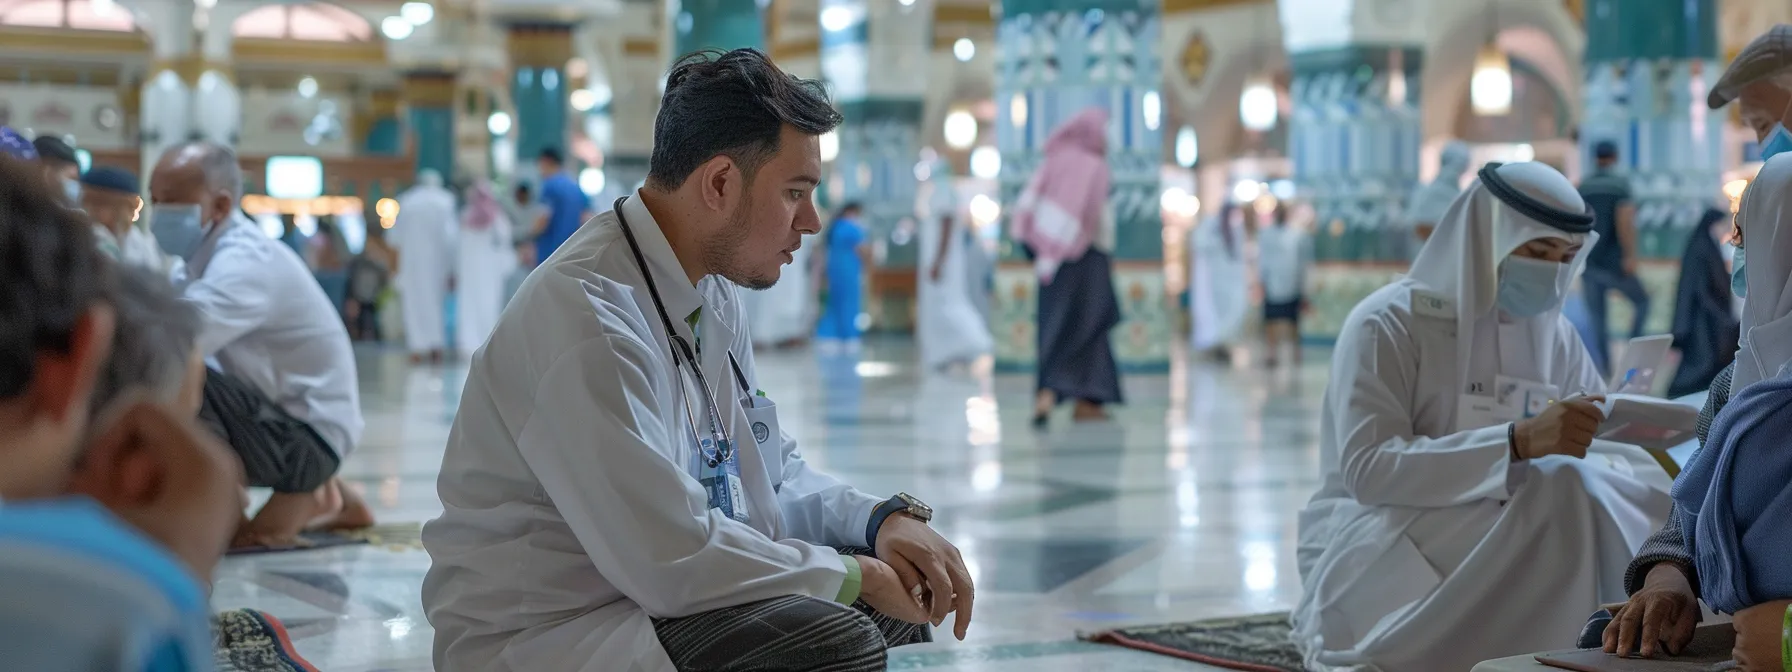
706, 192, 779, 291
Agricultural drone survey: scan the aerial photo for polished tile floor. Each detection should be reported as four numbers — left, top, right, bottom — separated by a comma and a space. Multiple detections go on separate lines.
212, 341, 1329, 671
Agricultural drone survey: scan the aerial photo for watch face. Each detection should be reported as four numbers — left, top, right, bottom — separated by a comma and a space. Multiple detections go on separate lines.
898, 493, 933, 521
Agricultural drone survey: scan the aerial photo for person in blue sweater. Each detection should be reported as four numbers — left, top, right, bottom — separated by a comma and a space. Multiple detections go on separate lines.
0, 151, 241, 671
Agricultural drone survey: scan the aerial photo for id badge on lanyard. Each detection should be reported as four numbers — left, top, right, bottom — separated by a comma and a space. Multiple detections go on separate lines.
729, 355, 784, 493
697, 436, 747, 523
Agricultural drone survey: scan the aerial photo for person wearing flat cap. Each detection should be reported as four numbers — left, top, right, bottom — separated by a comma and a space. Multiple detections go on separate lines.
80, 166, 183, 281
1591, 23, 1792, 662
31, 135, 81, 202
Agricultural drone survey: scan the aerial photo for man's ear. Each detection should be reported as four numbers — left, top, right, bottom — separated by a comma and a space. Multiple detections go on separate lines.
697, 156, 740, 213
28, 305, 115, 424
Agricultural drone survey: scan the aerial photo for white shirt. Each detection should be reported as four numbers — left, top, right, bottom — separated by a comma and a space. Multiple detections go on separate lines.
182, 212, 363, 456
1257, 224, 1309, 304
421, 193, 883, 672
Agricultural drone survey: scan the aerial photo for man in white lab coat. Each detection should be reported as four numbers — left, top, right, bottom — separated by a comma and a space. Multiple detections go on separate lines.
1290, 162, 1672, 671
422, 49, 972, 672
390, 170, 457, 363
147, 142, 371, 548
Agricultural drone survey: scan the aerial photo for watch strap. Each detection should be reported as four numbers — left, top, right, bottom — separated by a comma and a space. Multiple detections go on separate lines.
864, 496, 909, 546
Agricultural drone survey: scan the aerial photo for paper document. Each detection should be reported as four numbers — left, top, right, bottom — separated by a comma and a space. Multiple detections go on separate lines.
1595, 394, 1700, 467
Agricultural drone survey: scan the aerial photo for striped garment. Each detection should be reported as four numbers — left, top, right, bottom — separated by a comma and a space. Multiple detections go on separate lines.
653, 547, 932, 671
196, 367, 339, 494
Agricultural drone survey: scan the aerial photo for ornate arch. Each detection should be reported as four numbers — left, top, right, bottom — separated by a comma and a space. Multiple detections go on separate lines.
0, 0, 135, 31
232, 1, 371, 42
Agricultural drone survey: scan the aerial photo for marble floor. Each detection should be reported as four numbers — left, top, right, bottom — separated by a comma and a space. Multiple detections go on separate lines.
212, 340, 1330, 671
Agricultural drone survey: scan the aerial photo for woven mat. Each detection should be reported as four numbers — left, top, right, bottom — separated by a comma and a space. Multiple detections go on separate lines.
1083, 611, 1301, 672
226, 522, 423, 556
213, 609, 319, 672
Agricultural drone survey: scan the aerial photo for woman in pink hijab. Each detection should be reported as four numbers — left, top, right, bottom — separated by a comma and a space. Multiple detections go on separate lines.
455, 180, 518, 358
1011, 108, 1122, 426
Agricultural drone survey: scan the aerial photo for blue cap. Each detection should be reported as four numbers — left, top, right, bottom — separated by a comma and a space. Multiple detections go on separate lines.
80, 165, 138, 195
31, 135, 76, 165
0, 127, 36, 160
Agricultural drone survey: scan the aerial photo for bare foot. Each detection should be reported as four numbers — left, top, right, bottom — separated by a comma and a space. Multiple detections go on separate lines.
232, 487, 338, 548
310, 478, 374, 531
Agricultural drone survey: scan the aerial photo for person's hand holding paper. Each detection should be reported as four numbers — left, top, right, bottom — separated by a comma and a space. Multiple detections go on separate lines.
1513, 395, 1606, 459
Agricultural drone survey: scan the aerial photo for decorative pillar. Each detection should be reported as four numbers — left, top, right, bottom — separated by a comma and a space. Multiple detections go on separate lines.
193, 21, 240, 147
140, 67, 192, 180
607, 36, 662, 195
1581, 0, 1721, 261
362, 89, 403, 156
820, 0, 928, 331
1286, 45, 1422, 263
670, 0, 764, 58
401, 71, 457, 179
508, 23, 575, 184
994, 0, 1166, 371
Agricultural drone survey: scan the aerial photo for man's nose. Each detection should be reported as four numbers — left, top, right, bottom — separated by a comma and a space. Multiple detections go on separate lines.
796, 201, 822, 235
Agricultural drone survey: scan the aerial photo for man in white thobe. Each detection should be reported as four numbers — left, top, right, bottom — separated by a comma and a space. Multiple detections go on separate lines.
916, 178, 993, 371
391, 170, 457, 362
1291, 161, 1672, 671
421, 49, 972, 672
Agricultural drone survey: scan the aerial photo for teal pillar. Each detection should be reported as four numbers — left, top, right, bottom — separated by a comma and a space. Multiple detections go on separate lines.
1285, 44, 1423, 262
822, 0, 929, 332
508, 24, 574, 178
402, 71, 456, 179
1582, 0, 1720, 262
995, 0, 1167, 370
672, 0, 763, 58
363, 89, 402, 156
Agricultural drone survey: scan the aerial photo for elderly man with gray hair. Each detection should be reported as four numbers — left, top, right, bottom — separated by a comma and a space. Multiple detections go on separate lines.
1588, 24, 1792, 659
146, 141, 371, 548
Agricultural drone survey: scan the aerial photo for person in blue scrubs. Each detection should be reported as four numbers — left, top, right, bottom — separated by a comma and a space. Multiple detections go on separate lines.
816, 203, 869, 347
533, 147, 591, 263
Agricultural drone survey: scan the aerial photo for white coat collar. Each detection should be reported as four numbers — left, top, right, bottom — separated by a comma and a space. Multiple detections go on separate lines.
618, 192, 704, 328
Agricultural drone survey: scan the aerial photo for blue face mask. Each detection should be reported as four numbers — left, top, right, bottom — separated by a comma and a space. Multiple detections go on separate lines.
61, 178, 81, 202
1496, 256, 1567, 318
1764, 123, 1792, 161
149, 204, 206, 260
1733, 246, 1748, 298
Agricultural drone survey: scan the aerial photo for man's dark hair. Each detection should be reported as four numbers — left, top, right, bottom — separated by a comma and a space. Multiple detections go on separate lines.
648, 48, 843, 190
514, 182, 533, 199
539, 147, 563, 166
0, 155, 110, 398
837, 202, 864, 216
91, 265, 199, 414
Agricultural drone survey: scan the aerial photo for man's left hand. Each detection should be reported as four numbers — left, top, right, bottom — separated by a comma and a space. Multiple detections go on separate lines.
1731, 599, 1791, 671
875, 514, 975, 640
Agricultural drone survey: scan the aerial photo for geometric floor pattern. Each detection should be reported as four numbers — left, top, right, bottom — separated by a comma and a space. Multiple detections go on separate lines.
211, 339, 1330, 670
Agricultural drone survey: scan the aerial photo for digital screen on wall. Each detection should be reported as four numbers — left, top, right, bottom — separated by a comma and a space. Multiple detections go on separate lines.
265, 156, 323, 199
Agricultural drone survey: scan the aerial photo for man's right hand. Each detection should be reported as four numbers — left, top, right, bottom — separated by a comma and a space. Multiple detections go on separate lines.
70, 399, 243, 583
1602, 563, 1699, 658
1513, 396, 1604, 459
855, 556, 929, 625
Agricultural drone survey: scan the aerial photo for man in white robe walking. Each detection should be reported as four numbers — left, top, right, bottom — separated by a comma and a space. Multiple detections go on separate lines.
391, 170, 458, 363
1291, 161, 1672, 671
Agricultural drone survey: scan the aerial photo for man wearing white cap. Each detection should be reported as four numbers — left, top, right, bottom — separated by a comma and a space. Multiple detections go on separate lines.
1291, 162, 1672, 671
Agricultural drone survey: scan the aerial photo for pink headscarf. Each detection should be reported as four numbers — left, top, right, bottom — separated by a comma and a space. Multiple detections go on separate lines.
463, 181, 502, 231
1010, 108, 1110, 284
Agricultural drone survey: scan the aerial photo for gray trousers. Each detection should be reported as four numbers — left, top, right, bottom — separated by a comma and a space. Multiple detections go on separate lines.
652, 547, 932, 671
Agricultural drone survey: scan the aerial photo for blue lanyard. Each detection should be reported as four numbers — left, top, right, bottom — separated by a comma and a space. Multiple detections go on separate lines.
614, 197, 735, 467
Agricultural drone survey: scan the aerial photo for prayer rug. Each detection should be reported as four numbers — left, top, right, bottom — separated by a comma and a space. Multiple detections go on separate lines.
1082, 611, 1301, 672
213, 609, 319, 672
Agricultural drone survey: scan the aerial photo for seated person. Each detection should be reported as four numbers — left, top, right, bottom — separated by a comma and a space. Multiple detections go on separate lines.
421, 49, 972, 671
1290, 161, 1673, 671
1661, 153, 1792, 670
146, 142, 371, 548
0, 153, 238, 671
82, 166, 185, 281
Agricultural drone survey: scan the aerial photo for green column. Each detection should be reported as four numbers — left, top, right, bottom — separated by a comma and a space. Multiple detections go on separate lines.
672, 0, 764, 58
508, 24, 574, 177
994, 0, 1166, 371
401, 71, 456, 179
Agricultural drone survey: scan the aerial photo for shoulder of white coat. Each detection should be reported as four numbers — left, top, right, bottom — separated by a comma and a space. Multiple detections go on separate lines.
1336, 282, 1420, 350
496, 212, 659, 360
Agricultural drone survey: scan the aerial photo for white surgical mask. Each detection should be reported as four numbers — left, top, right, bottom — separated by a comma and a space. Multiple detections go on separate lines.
1763, 124, 1792, 161
149, 204, 207, 260
1496, 256, 1567, 318
62, 178, 81, 202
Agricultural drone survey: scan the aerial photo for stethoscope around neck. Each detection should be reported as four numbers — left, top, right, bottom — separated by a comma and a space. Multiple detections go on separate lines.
613, 196, 750, 469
